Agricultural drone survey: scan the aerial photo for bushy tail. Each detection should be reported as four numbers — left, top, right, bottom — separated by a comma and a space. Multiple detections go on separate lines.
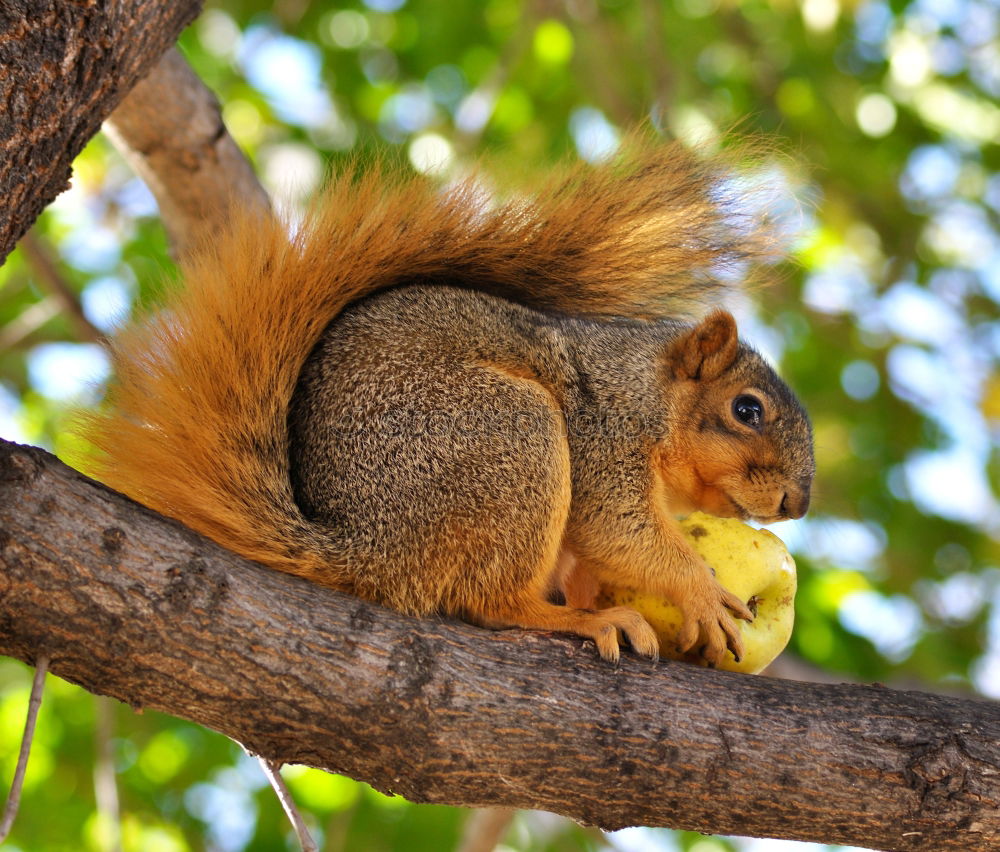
73, 138, 780, 583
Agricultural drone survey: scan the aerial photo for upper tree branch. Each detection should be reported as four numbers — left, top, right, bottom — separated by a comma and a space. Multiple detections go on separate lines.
103, 47, 270, 258
0, 437, 997, 852
0, 0, 205, 263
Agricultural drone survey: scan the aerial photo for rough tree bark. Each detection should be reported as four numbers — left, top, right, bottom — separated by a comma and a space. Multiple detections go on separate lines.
0, 0, 204, 262
1, 437, 998, 852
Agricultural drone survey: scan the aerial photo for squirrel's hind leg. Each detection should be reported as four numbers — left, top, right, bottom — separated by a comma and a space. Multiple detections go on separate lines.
450, 394, 657, 662
414, 363, 659, 663
474, 597, 660, 663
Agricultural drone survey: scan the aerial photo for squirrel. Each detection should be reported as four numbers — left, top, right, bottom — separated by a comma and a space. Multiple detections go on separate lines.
75, 139, 814, 667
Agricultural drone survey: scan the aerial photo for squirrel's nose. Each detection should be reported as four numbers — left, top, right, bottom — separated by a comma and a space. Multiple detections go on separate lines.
779, 485, 810, 519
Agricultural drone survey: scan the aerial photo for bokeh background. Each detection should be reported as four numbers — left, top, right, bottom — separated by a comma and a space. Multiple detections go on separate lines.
2, 0, 999, 849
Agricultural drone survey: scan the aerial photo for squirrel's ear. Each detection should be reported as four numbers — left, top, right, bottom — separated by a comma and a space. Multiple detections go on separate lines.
665, 310, 739, 381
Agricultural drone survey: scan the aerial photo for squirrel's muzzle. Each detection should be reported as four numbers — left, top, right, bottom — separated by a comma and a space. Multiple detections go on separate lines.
779, 481, 811, 519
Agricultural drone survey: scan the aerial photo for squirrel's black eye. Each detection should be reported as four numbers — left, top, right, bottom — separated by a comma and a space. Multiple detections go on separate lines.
732, 394, 764, 428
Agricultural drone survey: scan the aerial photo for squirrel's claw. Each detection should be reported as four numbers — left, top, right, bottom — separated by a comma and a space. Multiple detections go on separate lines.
584, 606, 659, 663
675, 582, 750, 667
722, 588, 755, 622
720, 614, 746, 663
676, 617, 701, 655
684, 615, 744, 667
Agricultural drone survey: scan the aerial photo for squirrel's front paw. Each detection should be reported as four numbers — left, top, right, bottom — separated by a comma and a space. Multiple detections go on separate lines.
676, 580, 753, 667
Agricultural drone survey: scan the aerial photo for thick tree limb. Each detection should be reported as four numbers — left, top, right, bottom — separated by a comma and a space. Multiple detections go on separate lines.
1, 437, 998, 851
103, 47, 270, 258
0, 0, 204, 263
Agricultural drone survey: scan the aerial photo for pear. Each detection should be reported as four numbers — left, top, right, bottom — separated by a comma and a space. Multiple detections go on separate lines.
596, 512, 796, 674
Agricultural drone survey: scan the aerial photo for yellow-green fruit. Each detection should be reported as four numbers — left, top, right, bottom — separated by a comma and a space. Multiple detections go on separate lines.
596, 512, 797, 674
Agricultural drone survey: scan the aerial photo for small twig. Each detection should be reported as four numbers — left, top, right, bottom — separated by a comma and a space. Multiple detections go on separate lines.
0, 655, 50, 844
0, 295, 61, 351
640, 0, 674, 116
93, 696, 122, 852
18, 230, 105, 345
453, 6, 536, 155
455, 807, 516, 852
322, 807, 355, 852
255, 755, 318, 852
564, 5, 636, 128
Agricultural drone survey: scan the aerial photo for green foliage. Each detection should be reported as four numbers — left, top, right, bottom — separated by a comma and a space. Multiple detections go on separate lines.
2, 0, 999, 849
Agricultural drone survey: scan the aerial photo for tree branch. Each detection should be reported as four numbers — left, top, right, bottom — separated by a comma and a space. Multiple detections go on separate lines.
256, 757, 318, 852
18, 230, 104, 345
103, 47, 270, 259
0, 0, 204, 263
0, 653, 48, 843
456, 808, 516, 852
0, 437, 997, 851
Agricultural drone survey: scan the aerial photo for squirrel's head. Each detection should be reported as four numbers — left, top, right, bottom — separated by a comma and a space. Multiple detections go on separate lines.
656, 310, 815, 525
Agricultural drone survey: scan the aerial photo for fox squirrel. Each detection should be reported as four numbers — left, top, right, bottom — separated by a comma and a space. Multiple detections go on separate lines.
76, 139, 814, 666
